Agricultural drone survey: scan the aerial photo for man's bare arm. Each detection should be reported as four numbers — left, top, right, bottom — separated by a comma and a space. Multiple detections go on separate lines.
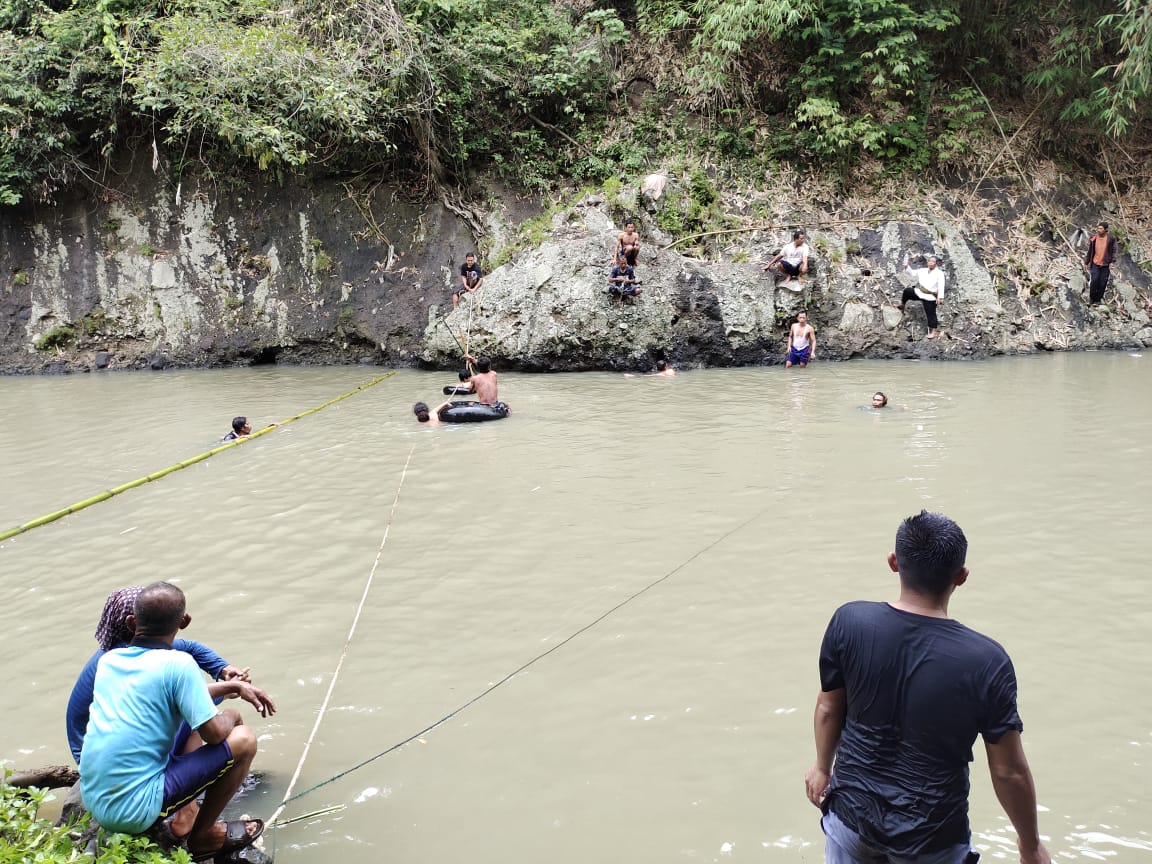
805, 687, 846, 807
985, 732, 1050, 864
809, 327, 816, 358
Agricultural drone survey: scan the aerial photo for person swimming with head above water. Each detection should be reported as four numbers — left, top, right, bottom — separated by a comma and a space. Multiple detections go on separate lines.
413, 400, 453, 425
867, 391, 907, 410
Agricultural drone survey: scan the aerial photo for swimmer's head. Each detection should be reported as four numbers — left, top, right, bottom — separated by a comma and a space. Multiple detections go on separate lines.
475, 356, 491, 374
413, 402, 431, 423
231, 416, 250, 434
656, 360, 668, 371
458, 368, 472, 381
872, 392, 888, 408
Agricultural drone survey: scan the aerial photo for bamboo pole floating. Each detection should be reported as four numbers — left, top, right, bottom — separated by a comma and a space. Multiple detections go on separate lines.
0, 371, 397, 543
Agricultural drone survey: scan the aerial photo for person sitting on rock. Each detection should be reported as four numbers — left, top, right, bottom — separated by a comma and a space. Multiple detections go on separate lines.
79, 582, 275, 861
220, 416, 250, 443
617, 220, 641, 266
607, 254, 641, 303
66, 586, 255, 839
763, 230, 811, 284
453, 253, 484, 309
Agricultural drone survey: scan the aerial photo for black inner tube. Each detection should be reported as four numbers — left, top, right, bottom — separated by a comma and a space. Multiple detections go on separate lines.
438, 401, 509, 423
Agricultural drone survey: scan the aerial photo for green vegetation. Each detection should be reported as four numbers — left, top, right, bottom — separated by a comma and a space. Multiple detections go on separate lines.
0, 0, 1149, 204
12, 270, 29, 286
80, 307, 107, 335
310, 239, 332, 274
34, 325, 75, 350
0, 778, 189, 864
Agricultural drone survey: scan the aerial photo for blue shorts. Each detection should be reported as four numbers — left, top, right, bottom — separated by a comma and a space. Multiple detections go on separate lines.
822, 809, 975, 864
788, 346, 811, 365
160, 722, 234, 817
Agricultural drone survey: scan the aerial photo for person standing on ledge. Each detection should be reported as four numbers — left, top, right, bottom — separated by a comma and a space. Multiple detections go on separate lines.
805, 511, 1050, 864
899, 253, 945, 339
1083, 222, 1117, 305
785, 311, 815, 368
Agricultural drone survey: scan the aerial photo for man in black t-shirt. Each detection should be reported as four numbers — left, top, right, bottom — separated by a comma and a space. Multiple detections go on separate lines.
806, 511, 1049, 864
453, 253, 484, 308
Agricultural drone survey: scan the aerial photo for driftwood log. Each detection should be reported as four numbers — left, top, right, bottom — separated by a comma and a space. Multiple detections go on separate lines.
5, 764, 79, 789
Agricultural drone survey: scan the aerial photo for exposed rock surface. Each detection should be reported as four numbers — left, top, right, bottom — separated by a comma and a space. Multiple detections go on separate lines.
2, 164, 1151, 374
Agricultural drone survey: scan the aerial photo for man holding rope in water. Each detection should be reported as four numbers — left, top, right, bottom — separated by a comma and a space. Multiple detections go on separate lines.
80, 582, 275, 863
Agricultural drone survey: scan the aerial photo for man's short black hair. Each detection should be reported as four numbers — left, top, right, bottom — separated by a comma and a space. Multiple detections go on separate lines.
232, 416, 247, 433
465, 252, 476, 260
894, 511, 968, 596
475, 356, 492, 373
458, 368, 472, 381
413, 402, 431, 422
134, 582, 186, 637
1098, 222, 1109, 231
793, 229, 805, 240
656, 359, 668, 371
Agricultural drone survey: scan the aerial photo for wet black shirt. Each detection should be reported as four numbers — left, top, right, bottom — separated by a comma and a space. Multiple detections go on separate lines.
819, 601, 1022, 856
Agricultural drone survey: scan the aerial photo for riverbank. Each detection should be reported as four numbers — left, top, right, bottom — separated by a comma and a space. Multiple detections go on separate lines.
2, 162, 1150, 374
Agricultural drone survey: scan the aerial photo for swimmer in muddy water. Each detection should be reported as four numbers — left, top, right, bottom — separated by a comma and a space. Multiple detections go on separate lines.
865, 392, 907, 410
413, 400, 454, 425
625, 359, 676, 378
220, 416, 251, 442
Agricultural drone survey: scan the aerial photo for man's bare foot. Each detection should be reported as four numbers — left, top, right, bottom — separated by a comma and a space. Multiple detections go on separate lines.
927, 330, 939, 339
782, 277, 794, 284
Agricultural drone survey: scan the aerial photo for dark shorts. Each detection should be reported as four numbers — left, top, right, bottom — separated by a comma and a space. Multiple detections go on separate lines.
620, 247, 638, 266
788, 345, 811, 365
780, 260, 803, 277
160, 722, 234, 817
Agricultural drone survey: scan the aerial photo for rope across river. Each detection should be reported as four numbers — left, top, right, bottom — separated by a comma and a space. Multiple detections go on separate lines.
0, 371, 397, 543
270, 503, 772, 817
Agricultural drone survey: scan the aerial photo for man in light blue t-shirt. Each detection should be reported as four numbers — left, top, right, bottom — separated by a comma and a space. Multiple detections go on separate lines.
79, 582, 275, 860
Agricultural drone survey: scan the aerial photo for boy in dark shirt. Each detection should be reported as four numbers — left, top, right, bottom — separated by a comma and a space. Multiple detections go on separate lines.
607, 254, 641, 303
453, 253, 484, 308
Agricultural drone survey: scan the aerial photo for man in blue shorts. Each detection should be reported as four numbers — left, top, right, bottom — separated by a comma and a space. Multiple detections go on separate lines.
79, 583, 275, 861
805, 512, 1049, 864
785, 311, 815, 368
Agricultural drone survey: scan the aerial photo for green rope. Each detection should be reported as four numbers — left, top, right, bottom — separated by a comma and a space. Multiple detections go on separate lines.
0, 371, 397, 542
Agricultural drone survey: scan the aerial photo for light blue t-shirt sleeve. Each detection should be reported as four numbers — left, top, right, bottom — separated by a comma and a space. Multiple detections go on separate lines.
167, 653, 219, 731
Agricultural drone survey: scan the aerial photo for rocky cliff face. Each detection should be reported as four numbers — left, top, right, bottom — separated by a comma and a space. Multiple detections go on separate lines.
3, 164, 1150, 374
0, 158, 474, 373
424, 193, 1152, 369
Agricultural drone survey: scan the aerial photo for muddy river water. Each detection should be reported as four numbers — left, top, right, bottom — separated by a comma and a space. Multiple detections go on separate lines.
2, 354, 1151, 863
